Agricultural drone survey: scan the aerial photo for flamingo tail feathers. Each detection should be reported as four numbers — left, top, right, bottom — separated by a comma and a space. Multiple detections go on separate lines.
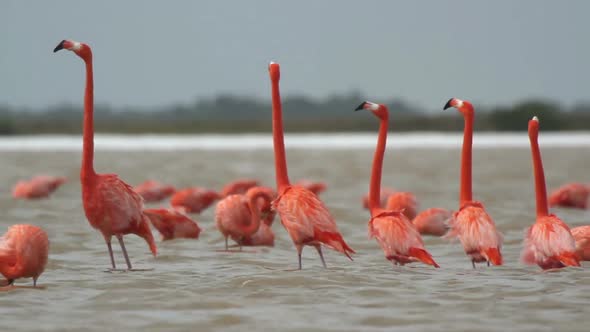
484, 247, 503, 266
315, 230, 355, 260
408, 247, 440, 268
558, 251, 581, 267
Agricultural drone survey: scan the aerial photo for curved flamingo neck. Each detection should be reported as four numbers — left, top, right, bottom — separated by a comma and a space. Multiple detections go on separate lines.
244, 191, 266, 235
369, 110, 389, 216
81, 57, 96, 181
270, 78, 290, 191
529, 128, 548, 217
460, 110, 473, 205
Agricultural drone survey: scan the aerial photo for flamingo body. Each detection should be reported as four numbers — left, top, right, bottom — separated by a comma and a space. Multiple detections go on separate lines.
170, 188, 220, 213
0, 225, 49, 286
571, 226, 590, 261
12, 175, 66, 199
412, 208, 452, 236
295, 180, 327, 196
521, 215, 580, 269
134, 180, 176, 203
385, 192, 418, 220
220, 179, 259, 197
548, 183, 589, 209
144, 208, 201, 241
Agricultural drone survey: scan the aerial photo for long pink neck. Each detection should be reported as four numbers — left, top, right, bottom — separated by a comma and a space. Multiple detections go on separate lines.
369, 112, 389, 216
529, 129, 548, 217
271, 78, 290, 191
460, 111, 473, 205
81, 58, 96, 182
244, 190, 269, 236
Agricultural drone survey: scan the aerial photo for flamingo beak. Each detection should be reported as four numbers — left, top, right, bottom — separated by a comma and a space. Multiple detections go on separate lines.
53, 40, 66, 53
354, 102, 367, 112
443, 98, 454, 110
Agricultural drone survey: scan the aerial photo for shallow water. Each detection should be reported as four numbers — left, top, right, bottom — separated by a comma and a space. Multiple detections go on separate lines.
1, 134, 589, 331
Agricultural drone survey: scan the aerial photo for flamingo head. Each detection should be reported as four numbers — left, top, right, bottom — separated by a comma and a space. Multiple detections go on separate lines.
528, 116, 539, 140
53, 39, 91, 60
269, 61, 280, 81
355, 101, 388, 120
443, 98, 473, 115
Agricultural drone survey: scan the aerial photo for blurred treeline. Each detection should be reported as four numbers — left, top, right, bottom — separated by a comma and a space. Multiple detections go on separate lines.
0, 94, 589, 135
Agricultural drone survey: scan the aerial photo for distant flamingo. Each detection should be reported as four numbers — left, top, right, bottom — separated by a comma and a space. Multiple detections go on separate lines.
54, 40, 156, 270
570, 226, 590, 261
295, 180, 328, 196
144, 208, 201, 241
356, 101, 438, 268
444, 98, 503, 268
521, 116, 580, 269
385, 192, 418, 220
548, 183, 589, 209
215, 186, 274, 249
362, 187, 396, 210
170, 187, 220, 213
12, 175, 66, 199
220, 179, 259, 197
134, 180, 176, 203
269, 62, 354, 269
412, 208, 452, 237
0, 224, 49, 287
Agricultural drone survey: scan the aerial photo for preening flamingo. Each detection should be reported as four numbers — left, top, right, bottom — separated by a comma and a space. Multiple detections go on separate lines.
521, 117, 580, 269
269, 62, 354, 269
412, 208, 452, 237
0, 224, 49, 287
356, 101, 438, 268
570, 226, 590, 261
12, 175, 66, 199
215, 186, 274, 249
238, 186, 277, 247
295, 180, 328, 196
444, 98, 503, 268
548, 183, 589, 209
170, 187, 220, 213
220, 179, 259, 197
54, 40, 156, 270
134, 180, 176, 203
144, 208, 201, 241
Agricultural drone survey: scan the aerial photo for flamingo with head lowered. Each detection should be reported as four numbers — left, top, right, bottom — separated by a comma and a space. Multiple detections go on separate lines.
268, 62, 354, 269
444, 98, 503, 268
12, 175, 67, 200
54, 40, 156, 270
521, 116, 580, 269
356, 101, 438, 268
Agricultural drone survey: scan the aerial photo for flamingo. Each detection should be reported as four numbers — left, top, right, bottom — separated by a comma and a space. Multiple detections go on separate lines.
144, 208, 201, 241
548, 183, 589, 209
295, 180, 328, 196
220, 179, 260, 197
12, 175, 66, 199
356, 101, 439, 268
412, 208, 452, 237
170, 187, 220, 213
570, 226, 590, 261
444, 98, 503, 268
215, 186, 274, 250
54, 40, 156, 270
385, 192, 418, 220
521, 116, 581, 269
238, 186, 277, 247
134, 180, 176, 203
268, 62, 354, 269
0, 225, 49, 288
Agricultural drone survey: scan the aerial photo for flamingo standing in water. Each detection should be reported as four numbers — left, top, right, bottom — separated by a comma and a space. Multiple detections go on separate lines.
295, 180, 328, 196
412, 208, 452, 237
170, 187, 220, 213
268, 62, 354, 269
220, 179, 259, 197
356, 101, 438, 267
444, 98, 503, 268
215, 186, 274, 250
548, 183, 589, 209
144, 208, 201, 241
238, 186, 277, 247
0, 224, 49, 288
521, 117, 580, 269
570, 226, 590, 261
12, 175, 66, 199
134, 180, 176, 203
54, 40, 156, 270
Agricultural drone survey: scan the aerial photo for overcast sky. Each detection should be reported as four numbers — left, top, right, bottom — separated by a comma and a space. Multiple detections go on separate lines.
1, 1, 588, 111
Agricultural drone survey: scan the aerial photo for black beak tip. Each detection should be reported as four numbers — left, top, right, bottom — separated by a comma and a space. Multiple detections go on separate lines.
354, 101, 367, 112
53, 40, 66, 53
443, 98, 454, 110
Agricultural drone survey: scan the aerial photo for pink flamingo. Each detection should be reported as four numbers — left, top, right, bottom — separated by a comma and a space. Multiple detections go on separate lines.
548, 183, 589, 209
385, 192, 418, 220
170, 187, 220, 214
269, 62, 354, 269
570, 226, 590, 261
444, 98, 503, 268
134, 180, 176, 203
54, 40, 156, 270
0, 224, 49, 288
220, 179, 260, 197
144, 208, 201, 241
356, 101, 439, 267
295, 180, 328, 196
12, 175, 66, 199
521, 116, 581, 269
412, 208, 452, 237
238, 186, 277, 247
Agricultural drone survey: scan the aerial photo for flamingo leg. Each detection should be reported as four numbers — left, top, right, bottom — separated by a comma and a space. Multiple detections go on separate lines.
315, 245, 327, 268
116, 235, 133, 270
106, 239, 116, 270
33, 277, 37, 287
472, 260, 476, 269
225, 237, 229, 251
487, 261, 490, 267
296, 244, 303, 270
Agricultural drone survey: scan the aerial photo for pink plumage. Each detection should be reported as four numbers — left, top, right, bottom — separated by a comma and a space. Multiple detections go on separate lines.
0, 224, 49, 287
12, 175, 66, 199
